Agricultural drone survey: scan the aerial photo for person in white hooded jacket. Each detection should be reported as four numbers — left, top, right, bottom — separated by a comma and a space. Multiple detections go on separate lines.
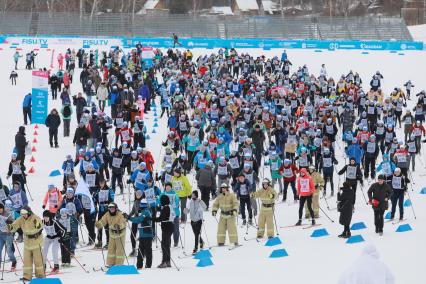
96, 81, 109, 112
184, 191, 206, 255
338, 244, 395, 284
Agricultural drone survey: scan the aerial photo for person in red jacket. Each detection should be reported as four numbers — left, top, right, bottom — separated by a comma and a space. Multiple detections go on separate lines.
117, 121, 134, 146
278, 159, 299, 202
139, 148, 155, 174
42, 184, 63, 214
295, 168, 315, 226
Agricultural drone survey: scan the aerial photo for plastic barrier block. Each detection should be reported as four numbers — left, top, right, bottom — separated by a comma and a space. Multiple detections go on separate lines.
346, 235, 365, 244
404, 200, 412, 207
196, 258, 213, 267
30, 278, 62, 284
106, 265, 139, 275
361, 51, 369, 54
420, 188, 426, 194
396, 224, 412, 233
265, 237, 282, 246
311, 228, 329, 238
385, 212, 391, 220
350, 222, 367, 231
269, 249, 288, 258
194, 249, 213, 259
49, 170, 62, 177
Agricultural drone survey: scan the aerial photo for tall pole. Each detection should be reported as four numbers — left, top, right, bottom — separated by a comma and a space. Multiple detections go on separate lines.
280, 0, 283, 17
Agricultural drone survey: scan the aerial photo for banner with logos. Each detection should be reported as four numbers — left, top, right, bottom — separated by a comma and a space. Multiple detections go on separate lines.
32, 70, 49, 124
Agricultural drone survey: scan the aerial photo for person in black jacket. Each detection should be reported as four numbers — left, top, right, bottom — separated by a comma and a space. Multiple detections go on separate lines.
72, 92, 87, 123
14, 126, 28, 165
49, 74, 60, 100
367, 174, 393, 236
337, 181, 354, 238
88, 115, 102, 148
72, 122, 90, 156
42, 210, 66, 273
45, 109, 61, 148
153, 195, 174, 269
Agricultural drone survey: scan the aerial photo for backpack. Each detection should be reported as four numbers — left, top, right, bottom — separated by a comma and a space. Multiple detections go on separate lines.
63, 106, 71, 117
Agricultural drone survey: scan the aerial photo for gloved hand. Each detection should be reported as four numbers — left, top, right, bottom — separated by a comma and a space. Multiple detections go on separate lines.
42, 205, 46, 209
212, 211, 217, 217
122, 213, 129, 220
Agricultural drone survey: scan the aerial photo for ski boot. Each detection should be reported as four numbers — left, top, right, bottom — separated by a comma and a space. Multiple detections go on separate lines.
11, 261, 17, 272
129, 248, 136, 257
248, 218, 253, 225
51, 264, 60, 274
242, 219, 247, 226
312, 219, 316, 225
157, 262, 167, 269
95, 242, 102, 249
295, 219, 302, 226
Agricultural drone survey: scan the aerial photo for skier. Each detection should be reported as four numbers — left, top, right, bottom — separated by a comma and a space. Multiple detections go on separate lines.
42, 184, 63, 214
367, 175, 393, 236
95, 202, 127, 267
42, 210, 66, 274
212, 183, 239, 246
9, 70, 18, 85
45, 108, 61, 148
338, 158, 363, 205
0, 202, 17, 271
295, 168, 315, 226
196, 161, 217, 210
153, 195, 174, 268
94, 179, 114, 249
389, 168, 408, 221
184, 191, 206, 254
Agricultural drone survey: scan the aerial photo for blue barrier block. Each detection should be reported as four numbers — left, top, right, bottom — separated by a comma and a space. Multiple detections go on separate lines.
145, 135, 150, 140
311, 228, 329, 238
154, 112, 158, 117
361, 51, 369, 54
314, 49, 322, 52
396, 224, 412, 233
351, 222, 367, 231
194, 250, 212, 259
269, 249, 288, 258
265, 237, 282, 246
49, 170, 61, 177
346, 235, 365, 244
151, 102, 156, 107
385, 212, 391, 220
390, 50, 397, 53
154, 118, 158, 122
30, 279, 62, 284
420, 188, 426, 194
197, 258, 213, 267
404, 200, 412, 207
153, 123, 158, 127
152, 128, 156, 133
106, 265, 139, 275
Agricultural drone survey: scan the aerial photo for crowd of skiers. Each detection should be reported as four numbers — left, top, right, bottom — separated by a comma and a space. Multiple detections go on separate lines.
3, 44, 425, 281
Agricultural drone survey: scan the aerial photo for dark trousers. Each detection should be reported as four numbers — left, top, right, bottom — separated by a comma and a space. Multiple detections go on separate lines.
137, 238, 152, 268
49, 128, 58, 146
111, 172, 123, 193
60, 239, 71, 264
344, 224, 350, 234
11, 78, 16, 85
283, 180, 298, 201
63, 120, 70, 137
23, 107, 31, 125
364, 157, 376, 178
83, 209, 96, 242
97, 211, 109, 244
52, 88, 58, 99
161, 223, 174, 263
323, 174, 333, 193
76, 112, 82, 123
180, 197, 188, 223
100, 166, 110, 181
374, 209, 385, 232
391, 190, 404, 219
199, 186, 211, 209
133, 133, 146, 149
299, 195, 314, 220
131, 223, 138, 249
99, 100, 106, 112
190, 220, 203, 250
239, 195, 252, 220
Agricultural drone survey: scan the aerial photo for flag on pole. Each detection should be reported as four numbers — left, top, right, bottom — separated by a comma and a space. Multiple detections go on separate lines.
75, 179, 96, 214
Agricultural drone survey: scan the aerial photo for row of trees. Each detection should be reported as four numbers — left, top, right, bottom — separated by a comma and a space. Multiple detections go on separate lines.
0, 0, 406, 15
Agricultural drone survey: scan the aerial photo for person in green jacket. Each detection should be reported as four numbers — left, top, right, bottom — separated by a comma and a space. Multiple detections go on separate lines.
171, 168, 192, 223
265, 151, 283, 194
60, 103, 73, 137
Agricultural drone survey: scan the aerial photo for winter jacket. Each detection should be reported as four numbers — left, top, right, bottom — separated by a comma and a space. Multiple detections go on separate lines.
346, 144, 364, 165
129, 208, 153, 239
97, 85, 109, 101
171, 176, 192, 198
184, 199, 206, 222
42, 188, 63, 214
196, 165, 216, 188
296, 169, 315, 197
88, 119, 101, 139
15, 127, 27, 156
337, 185, 354, 226
157, 190, 180, 218
22, 95, 32, 108
8, 189, 28, 211
45, 114, 61, 130
367, 182, 393, 211
72, 96, 87, 114
73, 126, 90, 146
61, 105, 73, 120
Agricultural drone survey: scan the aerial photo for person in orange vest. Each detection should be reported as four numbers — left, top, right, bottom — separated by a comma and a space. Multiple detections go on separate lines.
42, 184, 63, 214
295, 168, 315, 226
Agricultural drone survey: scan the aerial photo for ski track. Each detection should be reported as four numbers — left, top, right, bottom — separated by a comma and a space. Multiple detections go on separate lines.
0, 46, 425, 283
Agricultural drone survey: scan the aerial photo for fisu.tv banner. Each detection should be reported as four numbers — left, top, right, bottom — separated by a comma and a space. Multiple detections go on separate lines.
32, 70, 49, 124
0, 35, 423, 51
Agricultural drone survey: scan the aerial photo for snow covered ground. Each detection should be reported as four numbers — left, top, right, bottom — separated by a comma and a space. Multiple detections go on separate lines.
0, 45, 425, 284
408, 24, 426, 44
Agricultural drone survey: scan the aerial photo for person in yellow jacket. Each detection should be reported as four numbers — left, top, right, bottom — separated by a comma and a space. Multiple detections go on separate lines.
8, 206, 44, 281
305, 166, 324, 219
95, 203, 127, 267
251, 178, 278, 239
212, 183, 239, 246
171, 168, 192, 223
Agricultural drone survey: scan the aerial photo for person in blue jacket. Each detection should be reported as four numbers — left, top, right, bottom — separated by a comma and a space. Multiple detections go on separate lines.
22, 93, 32, 125
79, 152, 99, 177
127, 199, 153, 269
109, 85, 121, 119
61, 154, 77, 191
376, 153, 396, 179
129, 162, 152, 189
216, 126, 232, 145
193, 146, 212, 171
157, 182, 180, 247
139, 82, 151, 114
60, 188, 83, 253
346, 138, 364, 165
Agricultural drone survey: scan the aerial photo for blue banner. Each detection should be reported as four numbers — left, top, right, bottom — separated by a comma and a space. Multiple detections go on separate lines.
32, 88, 48, 124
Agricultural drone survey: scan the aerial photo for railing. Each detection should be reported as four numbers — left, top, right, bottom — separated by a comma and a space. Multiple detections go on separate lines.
0, 13, 414, 41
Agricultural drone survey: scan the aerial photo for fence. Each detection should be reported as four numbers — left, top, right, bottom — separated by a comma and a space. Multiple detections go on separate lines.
0, 13, 414, 41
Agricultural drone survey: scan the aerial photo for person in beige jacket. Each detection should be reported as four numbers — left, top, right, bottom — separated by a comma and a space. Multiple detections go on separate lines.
251, 178, 277, 238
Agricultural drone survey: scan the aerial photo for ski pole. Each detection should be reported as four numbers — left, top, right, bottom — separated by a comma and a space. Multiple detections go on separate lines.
321, 191, 331, 210
272, 206, 280, 236
406, 190, 417, 219
60, 242, 89, 273
318, 205, 335, 223
360, 183, 369, 205
38, 244, 47, 278
12, 241, 23, 263
201, 220, 210, 249
117, 229, 130, 265
154, 235, 180, 271
24, 184, 34, 201
1, 244, 6, 280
